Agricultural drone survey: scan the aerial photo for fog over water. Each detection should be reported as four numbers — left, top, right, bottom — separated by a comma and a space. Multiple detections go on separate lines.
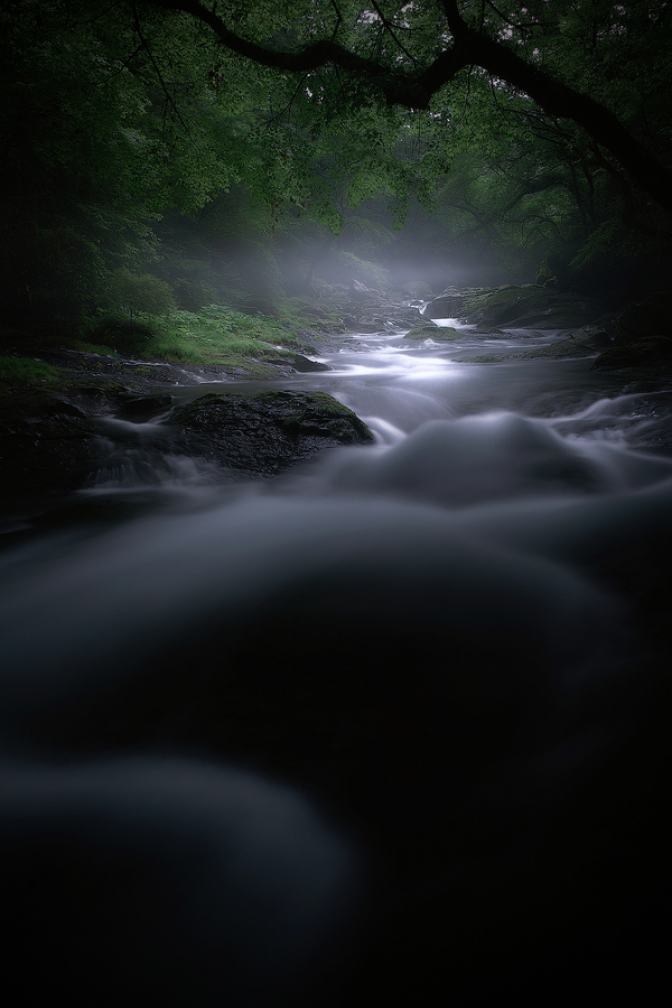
2, 319, 671, 1004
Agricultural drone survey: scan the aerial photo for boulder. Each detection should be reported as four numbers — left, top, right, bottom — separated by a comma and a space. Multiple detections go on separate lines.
461, 285, 602, 329
404, 323, 462, 341
0, 392, 103, 506
403, 323, 440, 340
114, 394, 176, 421
614, 291, 672, 345
165, 390, 374, 477
266, 354, 330, 373
592, 335, 672, 370
423, 294, 465, 319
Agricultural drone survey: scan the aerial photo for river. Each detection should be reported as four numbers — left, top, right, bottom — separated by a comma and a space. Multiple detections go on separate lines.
1, 318, 671, 1005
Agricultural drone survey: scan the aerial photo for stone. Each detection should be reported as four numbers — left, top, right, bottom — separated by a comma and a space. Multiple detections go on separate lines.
164, 390, 374, 477
0, 391, 102, 506
614, 291, 672, 345
460, 285, 602, 329
266, 354, 330, 373
592, 335, 672, 370
423, 294, 465, 319
403, 323, 441, 340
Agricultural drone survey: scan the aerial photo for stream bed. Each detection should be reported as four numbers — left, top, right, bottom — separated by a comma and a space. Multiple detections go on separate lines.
1, 319, 671, 1005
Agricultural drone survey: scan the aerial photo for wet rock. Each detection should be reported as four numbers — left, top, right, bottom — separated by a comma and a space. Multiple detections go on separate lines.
385, 306, 426, 329
522, 324, 614, 360
404, 323, 462, 341
423, 294, 465, 319
114, 394, 176, 421
0, 392, 102, 504
265, 354, 330, 373
571, 324, 614, 348
592, 336, 672, 370
404, 323, 440, 340
461, 285, 603, 329
614, 291, 672, 345
165, 390, 374, 477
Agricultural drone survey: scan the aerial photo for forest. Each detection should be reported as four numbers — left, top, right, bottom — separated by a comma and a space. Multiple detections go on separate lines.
2, 0, 671, 349
1, 4, 672, 1008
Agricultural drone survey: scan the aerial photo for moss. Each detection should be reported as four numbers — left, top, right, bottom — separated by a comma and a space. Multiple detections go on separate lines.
250, 390, 374, 440
404, 323, 441, 340
461, 284, 601, 329
0, 355, 63, 389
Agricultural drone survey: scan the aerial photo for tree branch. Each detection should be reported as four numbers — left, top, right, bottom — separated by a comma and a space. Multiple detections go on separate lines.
370, 1, 418, 65
147, 0, 672, 213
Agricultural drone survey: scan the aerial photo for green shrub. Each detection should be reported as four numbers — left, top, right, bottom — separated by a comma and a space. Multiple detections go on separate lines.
106, 269, 177, 319
92, 318, 156, 354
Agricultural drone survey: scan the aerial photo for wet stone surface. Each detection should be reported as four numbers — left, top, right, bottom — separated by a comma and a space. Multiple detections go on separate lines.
164, 390, 374, 477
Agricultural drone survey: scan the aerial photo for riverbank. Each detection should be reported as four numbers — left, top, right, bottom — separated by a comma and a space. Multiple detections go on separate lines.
2, 282, 671, 522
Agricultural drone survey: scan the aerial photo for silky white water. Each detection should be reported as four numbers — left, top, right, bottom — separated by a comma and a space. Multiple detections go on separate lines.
1, 321, 671, 1005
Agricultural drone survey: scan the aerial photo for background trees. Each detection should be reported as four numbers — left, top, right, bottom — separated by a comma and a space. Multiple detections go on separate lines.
1, 0, 670, 332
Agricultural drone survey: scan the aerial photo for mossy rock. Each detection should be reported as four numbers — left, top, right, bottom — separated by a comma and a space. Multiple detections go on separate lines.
461, 285, 602, 329
404, 323, 440, 340
592, 335, 672, 370
165, 390, 373, 477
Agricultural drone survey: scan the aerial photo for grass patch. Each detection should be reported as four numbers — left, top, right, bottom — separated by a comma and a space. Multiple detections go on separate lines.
139, 305, 304, 364
0, 355, 63, 387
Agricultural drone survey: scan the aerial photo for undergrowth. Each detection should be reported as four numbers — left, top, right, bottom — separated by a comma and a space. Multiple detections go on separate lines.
140, 305, 303, 363
0, 356, 62, 387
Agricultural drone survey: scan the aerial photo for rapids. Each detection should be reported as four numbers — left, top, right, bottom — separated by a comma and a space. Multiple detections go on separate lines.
1, 319, 671, 1005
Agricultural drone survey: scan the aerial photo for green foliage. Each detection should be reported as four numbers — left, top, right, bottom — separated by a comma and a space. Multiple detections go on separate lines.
106, 269, 177, 319
140, 305, 300, 363
92, 318, 156, 354
0, 356, 62, 387
2, 0, 670, 336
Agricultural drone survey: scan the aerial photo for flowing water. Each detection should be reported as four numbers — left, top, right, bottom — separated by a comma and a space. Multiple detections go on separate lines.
2, 319, 671, 1005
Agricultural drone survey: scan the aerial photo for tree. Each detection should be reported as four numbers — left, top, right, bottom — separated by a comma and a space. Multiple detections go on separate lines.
146, 0, 672, 215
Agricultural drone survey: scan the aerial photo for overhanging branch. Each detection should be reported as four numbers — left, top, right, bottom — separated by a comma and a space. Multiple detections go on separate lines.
147, 0, 672, 213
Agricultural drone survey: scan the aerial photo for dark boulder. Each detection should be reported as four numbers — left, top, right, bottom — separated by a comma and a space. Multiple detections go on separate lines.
266, 354, 330, 373
423, 294, 465, 319
0, 392, 103, 507
165, 390, 374, 477
461, 285, 602, 329
114, 394, 176, 421
592, 292, 672, 370
592, 335, 672, 370
614, 291, 672, 345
